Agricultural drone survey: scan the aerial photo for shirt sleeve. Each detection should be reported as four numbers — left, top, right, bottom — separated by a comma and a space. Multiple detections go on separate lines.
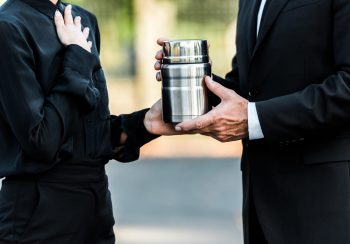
248, 102, 264, 140
0, 21, 100, 162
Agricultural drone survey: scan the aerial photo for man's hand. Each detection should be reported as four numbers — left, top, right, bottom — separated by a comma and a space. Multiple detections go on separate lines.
175, 76, 249, 142
54, 5, 92, 53
144, 99, 180, 136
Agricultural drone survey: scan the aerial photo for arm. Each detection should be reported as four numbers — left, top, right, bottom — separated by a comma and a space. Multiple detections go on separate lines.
255, 0, 350, 142
88, 19, 165, 162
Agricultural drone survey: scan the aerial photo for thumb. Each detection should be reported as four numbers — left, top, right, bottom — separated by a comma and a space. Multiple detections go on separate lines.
204, 76, 232, 100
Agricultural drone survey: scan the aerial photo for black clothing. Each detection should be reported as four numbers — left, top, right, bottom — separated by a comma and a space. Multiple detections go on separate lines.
0, 0, 157, 178
0, 169, 115, 244
212, 0, 350, 243
0, 0, 158, 243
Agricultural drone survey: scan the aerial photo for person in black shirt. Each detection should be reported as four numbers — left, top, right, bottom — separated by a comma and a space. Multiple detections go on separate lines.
0, 0, 175, 243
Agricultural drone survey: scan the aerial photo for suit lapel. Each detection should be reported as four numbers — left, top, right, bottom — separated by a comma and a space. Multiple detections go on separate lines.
252, 0, 290, 58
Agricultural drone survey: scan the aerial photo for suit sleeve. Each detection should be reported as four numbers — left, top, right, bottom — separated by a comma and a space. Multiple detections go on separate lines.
210, 55, 241, 107
255, 0, 350, 141
0, 21, 100, 162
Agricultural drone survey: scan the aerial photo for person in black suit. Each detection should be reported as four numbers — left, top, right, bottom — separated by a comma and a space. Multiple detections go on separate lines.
154, 0, 350, 243
0, 0, 175, 243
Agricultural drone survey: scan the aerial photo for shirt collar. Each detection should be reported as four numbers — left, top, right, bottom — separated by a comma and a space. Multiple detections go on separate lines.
21, 0, 64, 19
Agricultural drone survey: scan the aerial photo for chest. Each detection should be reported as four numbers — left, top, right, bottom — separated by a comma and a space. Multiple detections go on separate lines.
27, 14, 100, 96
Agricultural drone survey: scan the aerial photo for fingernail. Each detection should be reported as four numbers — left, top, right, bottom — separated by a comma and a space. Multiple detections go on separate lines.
67, 4, 72, 9
175, 126, 182, 132
55, 10, 59, 16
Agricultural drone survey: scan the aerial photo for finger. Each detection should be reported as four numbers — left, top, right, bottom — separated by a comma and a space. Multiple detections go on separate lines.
87, 41, 93, 50
175, 112, 216, 132
204, 76, 233, 100
154, 61, 161, 70
155, 50, 164, 60
54, 10, 64, 29
74, 16, 81, 30
156, 72, 162, 82
83, 27, 90, 40
64, 4, 74, 25
157, 37, 169, 46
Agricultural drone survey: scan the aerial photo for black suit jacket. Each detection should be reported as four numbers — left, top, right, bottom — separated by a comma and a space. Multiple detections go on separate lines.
213, 0, 350, 243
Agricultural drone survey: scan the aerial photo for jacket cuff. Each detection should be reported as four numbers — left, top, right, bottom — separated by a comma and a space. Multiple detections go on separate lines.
56, 45, 102, 113
120, 108, 160, 148
110, 115, 122, 149
63, 44, 101, 78
113, 109, 159, 162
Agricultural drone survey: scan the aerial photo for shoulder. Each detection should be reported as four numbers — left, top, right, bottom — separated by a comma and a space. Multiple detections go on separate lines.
0, 3, 27, 46
0, 0, 28, 32
0, 17, 20, 36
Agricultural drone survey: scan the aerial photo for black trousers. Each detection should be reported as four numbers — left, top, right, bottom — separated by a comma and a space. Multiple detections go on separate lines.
0, 164, 115, 244
243, 166, 269, 244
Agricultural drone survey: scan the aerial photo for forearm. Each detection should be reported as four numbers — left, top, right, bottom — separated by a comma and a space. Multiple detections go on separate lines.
256, 71, 350, 141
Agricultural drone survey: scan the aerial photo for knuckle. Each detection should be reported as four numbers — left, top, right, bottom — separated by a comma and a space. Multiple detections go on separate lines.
195, 121, 203, 129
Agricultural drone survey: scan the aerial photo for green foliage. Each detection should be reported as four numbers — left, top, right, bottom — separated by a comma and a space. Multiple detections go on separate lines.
175, 0, 238, 26
70, 0, 134, 43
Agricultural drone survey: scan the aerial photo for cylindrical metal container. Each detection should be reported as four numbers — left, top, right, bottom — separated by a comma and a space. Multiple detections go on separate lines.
161, 40, 211, 123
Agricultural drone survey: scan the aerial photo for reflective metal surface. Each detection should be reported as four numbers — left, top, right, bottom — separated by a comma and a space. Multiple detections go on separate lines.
163, 40, 209, 64
161, 40, 211, 123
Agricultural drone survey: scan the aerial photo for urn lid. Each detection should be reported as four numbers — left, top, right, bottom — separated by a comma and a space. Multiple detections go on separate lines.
162, 39, 209, 64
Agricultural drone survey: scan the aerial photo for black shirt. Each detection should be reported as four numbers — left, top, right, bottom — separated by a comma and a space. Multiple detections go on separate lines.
0, 0, 157, 177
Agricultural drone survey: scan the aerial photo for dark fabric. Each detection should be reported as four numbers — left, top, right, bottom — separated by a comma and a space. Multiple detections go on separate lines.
209, 56, 240, 107
0, 171, 115, 244
248, 187, 268, 244
117, 109, 160, 162
213, 0, 350, 243
0, 0, 157, 178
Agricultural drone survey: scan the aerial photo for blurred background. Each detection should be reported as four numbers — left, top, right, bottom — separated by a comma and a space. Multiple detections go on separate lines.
1, 0, 244, 243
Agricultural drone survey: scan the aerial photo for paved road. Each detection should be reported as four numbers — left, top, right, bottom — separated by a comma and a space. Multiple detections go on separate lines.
107, 158, 243, 244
